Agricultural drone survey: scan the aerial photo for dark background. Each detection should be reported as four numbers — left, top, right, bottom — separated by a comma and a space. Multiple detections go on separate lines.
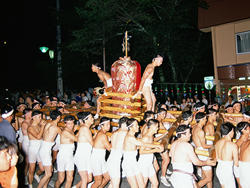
0, 0, 214, 93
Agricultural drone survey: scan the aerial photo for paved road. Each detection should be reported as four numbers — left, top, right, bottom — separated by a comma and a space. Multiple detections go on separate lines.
17, 157, 222, 188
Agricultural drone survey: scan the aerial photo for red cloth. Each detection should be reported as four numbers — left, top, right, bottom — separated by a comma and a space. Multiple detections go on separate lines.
135, 61, 141, 91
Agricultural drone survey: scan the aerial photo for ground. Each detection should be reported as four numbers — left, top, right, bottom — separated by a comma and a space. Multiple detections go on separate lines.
17, 154, 222, 188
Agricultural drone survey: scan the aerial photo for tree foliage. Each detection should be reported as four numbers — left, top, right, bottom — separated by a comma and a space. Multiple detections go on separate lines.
66, 0, 212, 86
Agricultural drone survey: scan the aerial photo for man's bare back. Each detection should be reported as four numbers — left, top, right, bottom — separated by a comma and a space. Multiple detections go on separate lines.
239, 140, 250, 161
215, 138, 237, 161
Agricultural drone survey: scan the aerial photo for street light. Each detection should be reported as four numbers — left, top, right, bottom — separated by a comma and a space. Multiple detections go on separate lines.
39, 46, 49, 53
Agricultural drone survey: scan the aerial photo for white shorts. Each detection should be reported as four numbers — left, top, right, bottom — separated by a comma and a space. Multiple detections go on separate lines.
52, 134, 60, 151
197, 147, 211, 171
90, 148, 107, 176
18, 128, 23, 143
22, 135, 29, 156
216, 160, 235, 188
39, 141, 55, 166
122, 150, 140, 177
138, 153, 155, 178
57, 144, 75, 172
28, 140, 41, 163
239, 161, 250, 188
74, 142, 92, 173
170, 162, 194, 188
107, 149, 123, 178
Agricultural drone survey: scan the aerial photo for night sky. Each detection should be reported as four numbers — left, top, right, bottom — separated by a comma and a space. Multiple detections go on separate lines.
0, 0, 55, 90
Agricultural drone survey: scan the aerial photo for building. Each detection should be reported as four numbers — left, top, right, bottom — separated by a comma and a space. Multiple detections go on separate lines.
198, 0, 250, 102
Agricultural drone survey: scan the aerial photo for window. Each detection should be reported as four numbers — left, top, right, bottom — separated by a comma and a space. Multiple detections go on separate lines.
236, 31, 250, 54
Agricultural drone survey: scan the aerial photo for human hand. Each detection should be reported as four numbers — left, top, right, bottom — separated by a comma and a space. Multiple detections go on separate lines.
206, 159, 216, 166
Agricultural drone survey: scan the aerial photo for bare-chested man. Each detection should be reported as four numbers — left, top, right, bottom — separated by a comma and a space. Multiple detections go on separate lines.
90, 117, 111, 188
107, 116, 129, 188
204, 109, 216, 145
92, 63, 112, 119
134, 55, 163, 111
55, 115, 77, 188
169, 125, 215, 188
37, 110, 62, 188
140, 111, 155, 137
27, 110, 46, 188
237, 122, 250, 188
122, 118, 163, 188
21, 108, 32, 183
73, 112, 94, 188
192, 112, 213, 188
215, 122, 239, 188
138, 119, 164, 188
236, 121, 249, 188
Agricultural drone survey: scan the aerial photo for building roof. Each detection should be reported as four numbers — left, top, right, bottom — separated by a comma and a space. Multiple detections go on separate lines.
198, 0, 250, 31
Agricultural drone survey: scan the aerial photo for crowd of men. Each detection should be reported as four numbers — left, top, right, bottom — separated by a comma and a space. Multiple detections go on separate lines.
0, 55, 249, 188
0, 93, 249, 188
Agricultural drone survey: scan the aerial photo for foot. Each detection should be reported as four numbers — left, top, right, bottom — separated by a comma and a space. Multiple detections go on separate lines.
48, 180, 55, 188
53, 167, 57, 173
161, 176, 171, 187
167, 168, 173, 175
25, 176, 29, 185
94, 114, 99, 119
34, 173, 40, 183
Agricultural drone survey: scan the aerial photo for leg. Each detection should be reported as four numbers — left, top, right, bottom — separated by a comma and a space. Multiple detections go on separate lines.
136, 173, 146, 188
37, 161, 45, 175
91, 175, 103, 188
110, 177, 120, 188
64, 170, 74, 188
78, 171, 88, 188
55, 171, 65, 188
236, 178, 242, 188
153, 158, 159, 174
198, 169, 213, 188
52, 150, 58, 165
161, 151, 170, 177
151, 91, 157, 112
126, 176, 139, 188
149, 173, 159, 188
142, 87, 153, 111
37, 165, 52, 188
99, 172, 110, 188
28, 163, 36, 185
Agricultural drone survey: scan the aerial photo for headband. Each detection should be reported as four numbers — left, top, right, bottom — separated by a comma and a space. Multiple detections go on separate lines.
196, 105, 205, 110
243, 113, 250, 119
2, 109, 14, 119
176, 130, 187, 136
83, 114, 91, 121
99, 120, 110, 126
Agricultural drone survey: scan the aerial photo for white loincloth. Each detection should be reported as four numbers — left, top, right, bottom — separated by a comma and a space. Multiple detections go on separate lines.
106, 149, 123, 178
170, 162, 194, 188
216, 160, 236, 188
39, 141, 55, 166
143, 79, 153, 90
196, 147, 211, 171
57, 144, 75, 172
107, 78, 112, 88
90, 148, 107, 176
22, 135, 29, 156
17, 128, 23, 143
137, 153, 155, 178
28, 140, 42, 163
239, 161, 250, 188
52, 134, 60, 151
74, 142, 92, 173
122, 150, 140, 177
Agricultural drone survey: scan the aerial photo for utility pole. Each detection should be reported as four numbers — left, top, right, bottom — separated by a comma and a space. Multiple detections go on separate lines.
56, 0, 63, 98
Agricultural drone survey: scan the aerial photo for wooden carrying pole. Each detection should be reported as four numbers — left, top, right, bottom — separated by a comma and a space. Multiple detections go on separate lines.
125, 31, 128, 57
